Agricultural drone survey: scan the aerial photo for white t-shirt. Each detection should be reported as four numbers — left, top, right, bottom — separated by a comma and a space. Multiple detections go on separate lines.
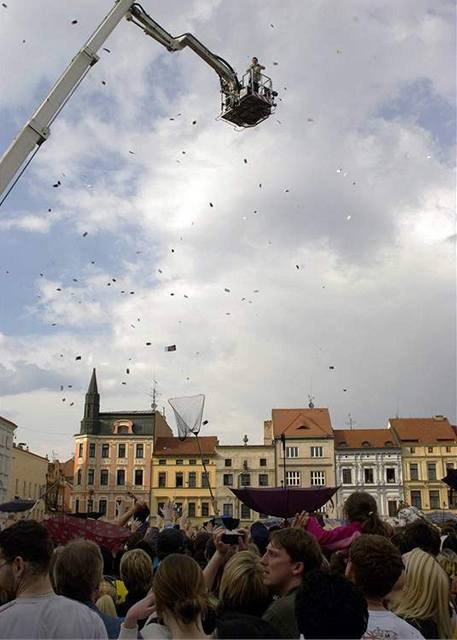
0, 592, 108, 639
363, 610, 425, 640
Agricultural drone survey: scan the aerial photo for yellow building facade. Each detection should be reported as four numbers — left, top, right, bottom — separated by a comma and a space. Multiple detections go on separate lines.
389, 417, 457, 511
151, 436, 218, 523
215, 442, 275, 524
8, 444, 48, 519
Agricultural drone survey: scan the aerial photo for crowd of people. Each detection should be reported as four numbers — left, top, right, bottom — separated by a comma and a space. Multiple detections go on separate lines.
1, 491, 457, 639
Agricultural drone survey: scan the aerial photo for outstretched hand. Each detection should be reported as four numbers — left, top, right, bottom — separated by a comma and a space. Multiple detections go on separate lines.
291, 511, 309, 529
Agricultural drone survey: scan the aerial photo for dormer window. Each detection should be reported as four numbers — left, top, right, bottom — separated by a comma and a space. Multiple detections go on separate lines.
362, 441, 371, 448
113, 419, 133, 435
385, 441, 394, 448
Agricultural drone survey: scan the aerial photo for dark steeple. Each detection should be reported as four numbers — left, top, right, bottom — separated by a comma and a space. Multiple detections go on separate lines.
80, 368, 100, 434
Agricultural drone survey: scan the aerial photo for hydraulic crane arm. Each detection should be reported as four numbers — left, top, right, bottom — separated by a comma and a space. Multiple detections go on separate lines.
0, 0, 272, 205
128, 3, 239, 89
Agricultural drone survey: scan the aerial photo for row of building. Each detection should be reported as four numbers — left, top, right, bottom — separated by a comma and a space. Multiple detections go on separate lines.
2, 370, 456, 525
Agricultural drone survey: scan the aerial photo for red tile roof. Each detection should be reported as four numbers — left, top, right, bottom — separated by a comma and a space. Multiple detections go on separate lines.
154, 436, 218, 456
271, 408, 333, 439
389, 417, 457, 445
334, 428, 397, 449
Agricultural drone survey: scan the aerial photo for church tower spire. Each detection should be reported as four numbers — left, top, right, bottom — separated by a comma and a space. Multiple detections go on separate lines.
80, 368, 100, 434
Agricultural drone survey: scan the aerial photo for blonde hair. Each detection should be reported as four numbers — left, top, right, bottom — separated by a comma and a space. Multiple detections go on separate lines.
390, 548, 453, 638
98, 579, 117, 603
120, 549, 153, 594
95, 594, 117, 617
219, 550, 270, 617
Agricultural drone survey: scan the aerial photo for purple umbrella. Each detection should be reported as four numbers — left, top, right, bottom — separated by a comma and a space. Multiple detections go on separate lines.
230, 486, 338, 519
0, 499, 36, 513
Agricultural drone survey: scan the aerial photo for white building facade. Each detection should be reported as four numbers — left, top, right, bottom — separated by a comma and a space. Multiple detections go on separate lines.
0, 416, 17, 504
334, 429, 404, 518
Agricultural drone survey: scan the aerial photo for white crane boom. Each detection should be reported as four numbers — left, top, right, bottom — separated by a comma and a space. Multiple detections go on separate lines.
0, 0, 275, 205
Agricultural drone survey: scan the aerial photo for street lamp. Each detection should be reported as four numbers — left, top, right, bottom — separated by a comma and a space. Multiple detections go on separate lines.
280, 422, 308, 488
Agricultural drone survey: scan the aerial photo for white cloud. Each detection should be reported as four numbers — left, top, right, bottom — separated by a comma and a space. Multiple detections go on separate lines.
0, 0, 455, 457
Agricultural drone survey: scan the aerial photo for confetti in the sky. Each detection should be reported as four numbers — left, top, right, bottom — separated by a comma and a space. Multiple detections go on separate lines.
75, 356, 82, 361
103, 47, 111, 53
71, 19, 78, 24
165, 344, 176, 352
209, 202, 214, 207
329, 365, 335, 370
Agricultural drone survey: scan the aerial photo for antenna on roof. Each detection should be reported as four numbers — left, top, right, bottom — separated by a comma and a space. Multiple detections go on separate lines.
395, 397, 400, 419
346, 413, 356, 430
308, 394, 315, 409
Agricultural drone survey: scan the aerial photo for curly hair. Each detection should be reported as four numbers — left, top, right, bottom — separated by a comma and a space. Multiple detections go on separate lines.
348, 534, 404, 599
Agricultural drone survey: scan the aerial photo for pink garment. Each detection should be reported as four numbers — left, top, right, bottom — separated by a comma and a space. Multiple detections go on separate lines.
305, 516, 362, 552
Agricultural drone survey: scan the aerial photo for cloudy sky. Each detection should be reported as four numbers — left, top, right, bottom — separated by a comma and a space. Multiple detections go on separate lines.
0, 0, 455, 460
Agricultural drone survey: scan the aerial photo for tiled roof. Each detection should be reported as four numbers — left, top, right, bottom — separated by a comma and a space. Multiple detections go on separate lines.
271, 408, 333, 439
154, 436, 218, 456
334, 428, 398, 449
389, 417, 457, 445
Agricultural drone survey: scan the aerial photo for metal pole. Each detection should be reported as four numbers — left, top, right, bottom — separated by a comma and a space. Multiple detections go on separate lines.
194, 434, 219, 515
281, 433, 286, 488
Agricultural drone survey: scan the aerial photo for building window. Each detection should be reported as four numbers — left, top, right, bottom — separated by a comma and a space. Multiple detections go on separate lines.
176, 459, 183, 465
311, 471, 326, 486
116, 469, 125, 486
75, 498, 80, 513
311, 446, 323, 458
201, 502, 209, 517
136, 444, 144, 459
286, 446, 299, 458
100, 469, 109, 486
388, 500, 398, 517
410, 447, 415, 454
286, 471, 301, 486
223, 474, 233, 486
188, 502, 196, 517
89, 443, 96, 458
241, 504, 251, 519
202, 458, 210, 465
99, 499, 107, 516
135, 469, 143, 486
87, 498, 94, 512
428, 447, 434, 453
175, 502, 183, 515
158, 472, 166, 487
410, 463, 419, 481
342, 468, 352, 484
76, 469, 82, 485
202, 472, 210, 488
410, 490, 422, 509
223, 503, 233, 517
187, 459, 195, 465
427, 462, 437, 481
87, 469, 94, 485
446, 447, 452, 453
240, 473, 251, 487
429, 490, 440, 510
260, 458, 267, 466
101, 444, 109, 458
78, 443, 83, 458
158, 459, 166, 465
158, 502, 165, 514
188, 472, 197, 488
224, 459, 232, 467
118, 444, 126, 459
259, 473, 269, 486
364, 468, 374, 484
176, 472, 184, 488
386, 468, 396, 484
